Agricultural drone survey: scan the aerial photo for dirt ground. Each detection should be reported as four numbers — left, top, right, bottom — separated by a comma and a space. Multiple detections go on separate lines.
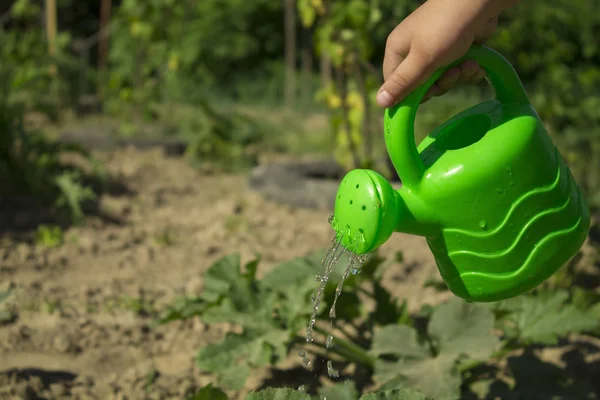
0, 147, 449, 399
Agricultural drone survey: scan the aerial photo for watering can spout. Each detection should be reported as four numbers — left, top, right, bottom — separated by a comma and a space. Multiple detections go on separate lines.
331, 169, 437, 255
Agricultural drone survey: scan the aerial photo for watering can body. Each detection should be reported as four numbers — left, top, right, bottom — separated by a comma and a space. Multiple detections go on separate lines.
331, 45, 590, 302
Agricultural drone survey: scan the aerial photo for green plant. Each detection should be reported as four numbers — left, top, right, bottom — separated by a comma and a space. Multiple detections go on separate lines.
0, 59, 104, 224
159, 246, 600, 399
35, 225, 64, 248
0, 289, 16, 325
167, 101, 265, 173
1, 0, 78, 115
246, 384, 430, 399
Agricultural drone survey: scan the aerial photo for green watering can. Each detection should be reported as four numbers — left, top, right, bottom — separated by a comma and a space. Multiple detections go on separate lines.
331, 44, 591, 302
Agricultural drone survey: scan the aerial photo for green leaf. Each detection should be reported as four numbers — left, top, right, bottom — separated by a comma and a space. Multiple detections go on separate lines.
371, 325, 429, 360
428, 298, 499, 361
261, 251, 323, 290
217, 363, 251, 391
155, 297, 206, 325
245, 388, 311, 400
589, 302, 600, 319
467, 379, 494, 399
0, 290, 11, 304
297, 0, 316, 27
202, 288, 278, 331
361, 388, 431, 400
244, 254, 261, 281
493, 290, 600, 345
196, 330, 289, 390
0, 309, 16, 325
372, 298, 499, 400
370, 282, 405, 325
201, 253, 244, 302
318, 381, 359, 400
54, 171, 96, 224
189, 383, 228, 400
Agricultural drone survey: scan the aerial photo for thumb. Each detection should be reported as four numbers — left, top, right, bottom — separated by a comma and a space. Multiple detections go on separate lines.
376, 51, 436, 108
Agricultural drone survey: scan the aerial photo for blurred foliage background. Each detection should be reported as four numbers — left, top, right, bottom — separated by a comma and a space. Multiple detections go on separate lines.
1, 0, 599, 214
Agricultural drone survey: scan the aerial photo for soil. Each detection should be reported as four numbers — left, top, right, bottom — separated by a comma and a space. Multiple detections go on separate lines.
0, 146, 598, 399
0, 147, 444, 400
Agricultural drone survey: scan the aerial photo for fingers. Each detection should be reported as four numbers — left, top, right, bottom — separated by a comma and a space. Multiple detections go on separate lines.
420, 61, 487, 104
456, 60, 479, 84
377, 51, 437, 108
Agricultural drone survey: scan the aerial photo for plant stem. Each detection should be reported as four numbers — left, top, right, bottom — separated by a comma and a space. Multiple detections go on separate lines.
313, 326, 375, 369
330, 320, 369, 348
457, 344, 517, 373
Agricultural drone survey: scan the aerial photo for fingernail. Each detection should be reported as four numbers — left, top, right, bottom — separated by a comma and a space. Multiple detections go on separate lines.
377, 89, 394, 107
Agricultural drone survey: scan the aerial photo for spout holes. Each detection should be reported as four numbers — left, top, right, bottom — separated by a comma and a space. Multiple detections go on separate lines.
361, 205, 366, 211
356, 184, 359, 188
349, 200, 353, 205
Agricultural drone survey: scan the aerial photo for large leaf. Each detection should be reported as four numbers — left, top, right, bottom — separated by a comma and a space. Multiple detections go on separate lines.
155, 297, 207, 325
372, 298, 499, 400
261, 249, 363, 324
261, 251, 324, 290
194, 253, 302, 390
318, 381, 359, 400
361, 389, 432, 400
202, 291, 279, 332
197, 330, 288, 390
189, 383, 228, 400
0, 291, 11, 304
493, 290, 600, 345
246, 388, 311, 400
201, 253, 250, 303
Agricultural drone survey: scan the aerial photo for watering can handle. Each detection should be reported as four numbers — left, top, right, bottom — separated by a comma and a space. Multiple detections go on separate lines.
384, 44, 530, 188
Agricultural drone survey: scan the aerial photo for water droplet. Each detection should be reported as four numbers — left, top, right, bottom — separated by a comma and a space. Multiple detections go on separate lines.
298, 385, 306, 392
479, 220, 487, 230
327, 360, 340, 378
298, 350, 311, 367
326, 335, 334, 348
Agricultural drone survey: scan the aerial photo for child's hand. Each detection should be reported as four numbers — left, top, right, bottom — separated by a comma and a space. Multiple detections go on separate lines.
377, 0, 517, 108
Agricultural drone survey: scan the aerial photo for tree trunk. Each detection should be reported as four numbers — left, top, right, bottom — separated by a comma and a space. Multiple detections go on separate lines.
98, 0, 112, 99
98, 0, 112, 70
354, 62, 372, 168
301, 26, 313, 108
284, 0, 296, 108
45, 0, 57, 75
337, 64, 360, 170
320, 54, 332, 88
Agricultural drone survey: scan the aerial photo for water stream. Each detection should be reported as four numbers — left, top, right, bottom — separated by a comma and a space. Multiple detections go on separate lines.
301, 215, 369, 378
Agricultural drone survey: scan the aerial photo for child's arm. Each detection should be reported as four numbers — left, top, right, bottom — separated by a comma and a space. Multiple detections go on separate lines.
376, 0, 521, 108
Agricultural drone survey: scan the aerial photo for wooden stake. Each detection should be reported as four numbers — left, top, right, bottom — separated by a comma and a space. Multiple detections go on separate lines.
45, 0, 57, 75
45, 0, 57, 55
284, 0, 296, 108
98, 0, 112, 71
